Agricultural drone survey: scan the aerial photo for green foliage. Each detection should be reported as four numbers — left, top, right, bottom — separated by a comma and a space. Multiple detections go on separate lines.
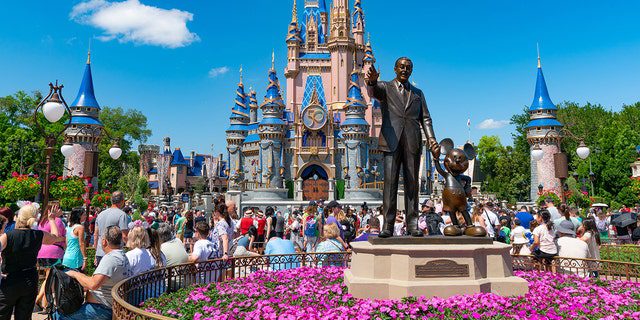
286, 180, 295, 199
137, 176, 150, 197
98, 107, 150, 190
336, 179, 345, 200
91, 191, 111, 209
536, 191, 561, 207
0, 173, 41, 201
131, 210, 144, 222
191, 177, 206, 195
85, 247, 96, 276
600, 245, 640, 263
0, 91, 152, 204
50, 176, 85, 210
133, 194, 148, 212
477, 132, 530, 203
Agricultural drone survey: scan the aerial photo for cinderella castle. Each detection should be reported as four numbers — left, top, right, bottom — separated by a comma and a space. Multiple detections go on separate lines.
225, 0, 435, 205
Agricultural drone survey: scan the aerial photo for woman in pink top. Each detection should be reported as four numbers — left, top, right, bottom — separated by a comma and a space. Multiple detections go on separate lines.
35, 202, 66, 309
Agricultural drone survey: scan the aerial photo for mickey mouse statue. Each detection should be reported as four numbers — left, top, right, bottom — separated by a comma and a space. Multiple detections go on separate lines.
432, 138, 487, 237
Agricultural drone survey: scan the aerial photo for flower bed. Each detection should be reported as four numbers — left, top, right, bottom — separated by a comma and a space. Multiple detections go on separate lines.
143, 267, 640, 320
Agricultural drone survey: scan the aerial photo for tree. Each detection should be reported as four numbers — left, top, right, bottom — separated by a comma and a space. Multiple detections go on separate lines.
477, 136, 503, 180
97, 107, 151, 190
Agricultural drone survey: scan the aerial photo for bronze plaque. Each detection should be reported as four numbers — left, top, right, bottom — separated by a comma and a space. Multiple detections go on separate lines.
415, 259, 469, 278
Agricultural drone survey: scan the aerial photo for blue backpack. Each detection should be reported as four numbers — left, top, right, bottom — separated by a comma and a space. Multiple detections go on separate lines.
305, 218, 318, 237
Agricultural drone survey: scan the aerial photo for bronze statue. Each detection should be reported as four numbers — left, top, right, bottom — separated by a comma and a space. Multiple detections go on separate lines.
432, 139, 486, 237
366, 58, 439, 238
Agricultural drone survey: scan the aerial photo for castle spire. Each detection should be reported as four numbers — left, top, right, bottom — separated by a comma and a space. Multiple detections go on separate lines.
363, 33, 375, 64
529, 48, 556, 112
292, 0, 298, 23
352, 0, 365, 45
271, 50, 275, 70
239, 65, 243, 84
287, 0, 302, 44
71, 52, 100, 110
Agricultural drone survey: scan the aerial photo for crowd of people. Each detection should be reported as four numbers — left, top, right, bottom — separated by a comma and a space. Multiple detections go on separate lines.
1, 191, 640, 319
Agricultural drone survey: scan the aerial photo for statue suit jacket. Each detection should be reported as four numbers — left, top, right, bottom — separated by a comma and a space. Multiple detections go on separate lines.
368, 80, 436, 155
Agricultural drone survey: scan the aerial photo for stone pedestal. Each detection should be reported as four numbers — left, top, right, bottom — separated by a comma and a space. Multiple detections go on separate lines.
344, 237, 528, 300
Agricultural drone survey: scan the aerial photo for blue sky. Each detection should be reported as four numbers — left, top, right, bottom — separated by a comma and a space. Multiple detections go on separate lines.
2, 0, 640, 156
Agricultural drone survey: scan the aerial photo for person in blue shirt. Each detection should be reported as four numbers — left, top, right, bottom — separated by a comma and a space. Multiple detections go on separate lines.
264, 237, 299, 271
515, 206, 534, 230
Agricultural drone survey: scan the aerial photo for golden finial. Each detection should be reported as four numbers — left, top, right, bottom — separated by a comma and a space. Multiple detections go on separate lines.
86, 38, 92, 64
292, 0, 298, 23
537, 42, 541, 68
271, 49, 275, 70
366, 33, 371, 45
239, 64, 243, 83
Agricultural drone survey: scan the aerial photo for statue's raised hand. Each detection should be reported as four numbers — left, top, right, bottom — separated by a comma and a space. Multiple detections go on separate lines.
366, 64, 379, 85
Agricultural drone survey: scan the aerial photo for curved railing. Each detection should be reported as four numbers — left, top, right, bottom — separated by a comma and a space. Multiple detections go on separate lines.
112, 251, 640, 319
112, 252, 351, 320
512, 254, 640, 282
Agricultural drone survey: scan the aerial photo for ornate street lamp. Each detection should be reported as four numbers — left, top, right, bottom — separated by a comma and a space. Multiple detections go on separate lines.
33, 82, 72, 211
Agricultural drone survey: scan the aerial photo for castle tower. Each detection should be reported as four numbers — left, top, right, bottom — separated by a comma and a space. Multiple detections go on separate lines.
258, 56, 287, 189
300, 0, 328, 52
64, 50, 103, 183
327, 0, 355, 105
138, 145, 160, 177
341, 61, 370, 190
352, 0, 365, 48
526, 51, 564, 201
225, 73, 250, 188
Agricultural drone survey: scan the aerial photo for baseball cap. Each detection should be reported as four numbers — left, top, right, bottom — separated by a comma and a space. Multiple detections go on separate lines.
421, 200, 434, 208
326, 200, 342, 210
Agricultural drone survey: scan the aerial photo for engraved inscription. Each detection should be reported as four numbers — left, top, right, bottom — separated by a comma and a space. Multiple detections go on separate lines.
415, 259, 469, 278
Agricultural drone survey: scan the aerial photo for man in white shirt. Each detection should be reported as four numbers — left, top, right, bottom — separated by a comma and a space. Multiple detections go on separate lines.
482, 202, 500, 238
556, 220, 589, 275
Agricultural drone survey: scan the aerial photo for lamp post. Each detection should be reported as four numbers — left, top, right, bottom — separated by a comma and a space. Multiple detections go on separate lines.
33, 82, 72, 212
530, 129, 590, 204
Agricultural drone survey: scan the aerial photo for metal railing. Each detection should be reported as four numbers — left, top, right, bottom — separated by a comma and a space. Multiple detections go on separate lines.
112, 252, 351, 320
112, 250, 640, 319
361, 181, 384, 189
512, 254, 640, 282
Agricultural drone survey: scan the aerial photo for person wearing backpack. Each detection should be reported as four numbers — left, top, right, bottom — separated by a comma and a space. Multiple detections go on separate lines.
62, 226, 132, 320
418, 200, 444, 236
303, 211, 320, 253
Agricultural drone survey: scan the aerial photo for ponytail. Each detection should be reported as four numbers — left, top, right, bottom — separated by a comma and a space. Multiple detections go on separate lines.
539, 209, 553, 231
559, 204, 570, 221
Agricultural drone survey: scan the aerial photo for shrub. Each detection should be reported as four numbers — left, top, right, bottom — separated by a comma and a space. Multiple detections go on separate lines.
0, 172, 41, 202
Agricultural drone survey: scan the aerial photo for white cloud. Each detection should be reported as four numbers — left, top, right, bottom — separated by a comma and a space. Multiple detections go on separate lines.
208, 66, 230, 78
70, 0, 199, 48
477, 119, 509, 130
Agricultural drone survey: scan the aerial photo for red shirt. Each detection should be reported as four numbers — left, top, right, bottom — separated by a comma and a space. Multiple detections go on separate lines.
257, 218, 266, 235
239, 217, 254, 235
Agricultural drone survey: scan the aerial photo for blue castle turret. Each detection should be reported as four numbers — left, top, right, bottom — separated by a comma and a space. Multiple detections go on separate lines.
258, 56, 287, 188
342, 62, 370, 189
526, 50, 564, 201
226, 72, 250, 185
64, 50, 104, 180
